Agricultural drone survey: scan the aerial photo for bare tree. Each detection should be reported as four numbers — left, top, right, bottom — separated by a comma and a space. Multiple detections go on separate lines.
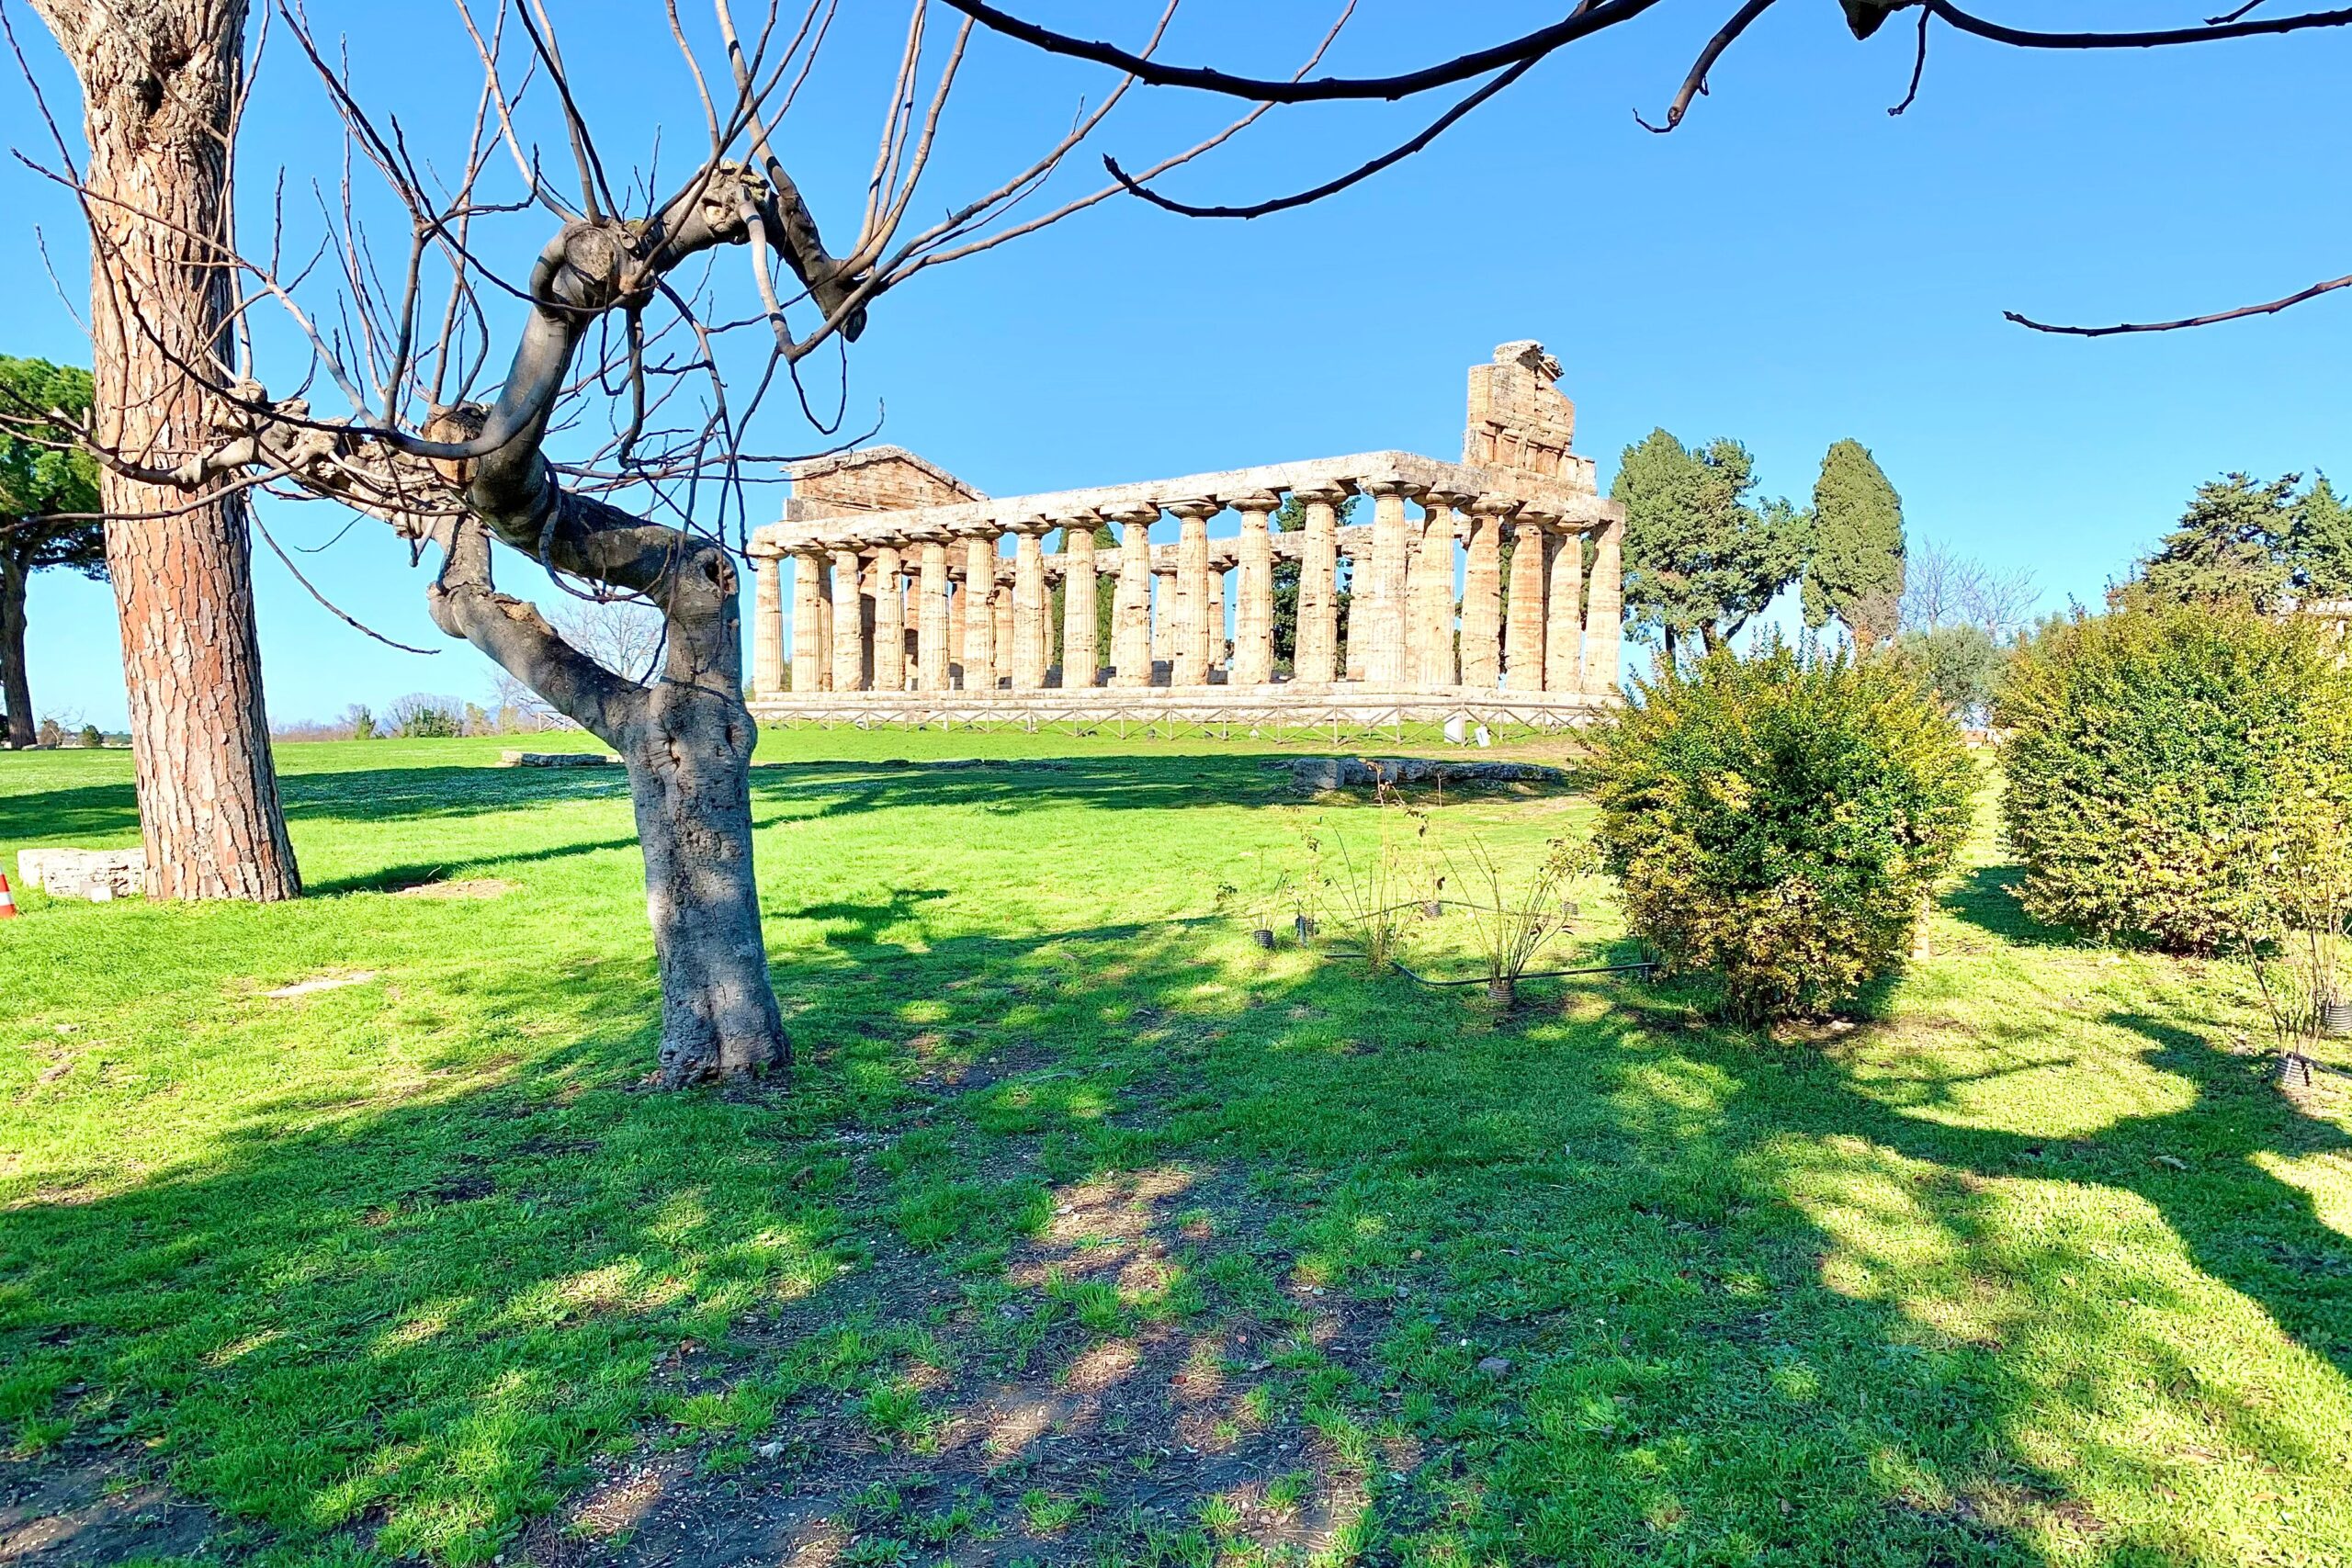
4, 0, 1305, 1084
1900, 539, 2038, 635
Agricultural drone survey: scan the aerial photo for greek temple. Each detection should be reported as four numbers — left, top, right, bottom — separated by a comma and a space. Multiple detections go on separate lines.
744, 342, 1624, 726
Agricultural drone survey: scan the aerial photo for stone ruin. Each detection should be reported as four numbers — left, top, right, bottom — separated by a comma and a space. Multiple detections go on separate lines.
743, 342, 1625, 728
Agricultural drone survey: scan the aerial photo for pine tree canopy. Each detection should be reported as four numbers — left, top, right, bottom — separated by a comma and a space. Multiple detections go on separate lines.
1801, 437, 1905, 647
1612, 427, 1804, 655
2120, 471, 2299, 613
0, 355, 104, 580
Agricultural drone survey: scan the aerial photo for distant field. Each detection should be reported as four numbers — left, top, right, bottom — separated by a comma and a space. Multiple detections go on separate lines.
1, 735, 2347, 1567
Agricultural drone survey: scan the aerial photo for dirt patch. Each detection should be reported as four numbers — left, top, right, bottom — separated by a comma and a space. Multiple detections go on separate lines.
541, 1165, 1392, 1568
0, 1445, 224, 1565
261, 971, 379, 999
390, 877, 516, 900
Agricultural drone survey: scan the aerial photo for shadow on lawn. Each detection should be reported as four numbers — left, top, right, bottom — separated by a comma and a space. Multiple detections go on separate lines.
6, 892, 2347, 1563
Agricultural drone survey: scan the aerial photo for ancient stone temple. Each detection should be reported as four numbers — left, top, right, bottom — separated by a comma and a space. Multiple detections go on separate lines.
744, 342, 1624, 727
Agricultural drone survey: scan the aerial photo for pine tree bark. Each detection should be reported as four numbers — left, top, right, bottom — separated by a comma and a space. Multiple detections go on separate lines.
1, 554, 32, 749
38, 0, 300, 899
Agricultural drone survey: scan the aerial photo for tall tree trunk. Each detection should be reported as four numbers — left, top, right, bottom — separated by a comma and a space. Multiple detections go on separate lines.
40, 0, 300, 900
0, 554, 32, 749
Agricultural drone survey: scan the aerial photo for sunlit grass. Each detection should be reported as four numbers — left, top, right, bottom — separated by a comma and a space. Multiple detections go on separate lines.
1, 732, 2348, 1566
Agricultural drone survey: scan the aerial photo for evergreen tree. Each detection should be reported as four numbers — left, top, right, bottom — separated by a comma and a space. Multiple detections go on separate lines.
1613, 428, 1804, 661
0, 356, 104, 750
1801, 438, 1905, 648
2289, 472, 2352, 600
2117, 472, 2298, 613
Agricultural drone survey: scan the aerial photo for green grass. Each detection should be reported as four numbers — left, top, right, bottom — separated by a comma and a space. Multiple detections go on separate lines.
2, 733, 2349, 1566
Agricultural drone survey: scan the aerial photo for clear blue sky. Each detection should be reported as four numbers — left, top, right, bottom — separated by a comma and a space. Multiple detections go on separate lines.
7, 2, 2348, 728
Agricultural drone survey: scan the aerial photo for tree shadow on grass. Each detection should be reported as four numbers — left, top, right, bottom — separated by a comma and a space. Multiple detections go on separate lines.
1945, 862, 2093, 949
7, 897, 2346, 1564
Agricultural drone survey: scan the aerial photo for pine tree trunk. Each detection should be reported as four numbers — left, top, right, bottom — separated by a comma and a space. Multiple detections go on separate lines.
42, 0, 300, 900
622, 682, 786, 1086
0, 554, 32, 750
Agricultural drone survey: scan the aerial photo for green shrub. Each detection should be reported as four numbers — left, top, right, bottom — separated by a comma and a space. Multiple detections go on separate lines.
1592, 639, 1976, 1022
1996, 604, 2352, 952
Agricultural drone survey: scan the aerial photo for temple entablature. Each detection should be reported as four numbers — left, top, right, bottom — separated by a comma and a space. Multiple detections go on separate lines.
742, 342, 1625, 727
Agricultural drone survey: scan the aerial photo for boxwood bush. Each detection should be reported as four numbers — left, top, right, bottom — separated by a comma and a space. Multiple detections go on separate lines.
1996, 605, 2352, 952
1593, 641, 1976, 1022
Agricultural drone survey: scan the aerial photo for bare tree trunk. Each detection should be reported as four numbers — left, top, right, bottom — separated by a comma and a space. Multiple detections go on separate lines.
41, 0, 300, 900
624, 684, 786, 1084
0, 554, 32, 749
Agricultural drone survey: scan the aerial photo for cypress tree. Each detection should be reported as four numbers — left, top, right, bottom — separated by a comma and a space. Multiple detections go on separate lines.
1803, 439, 1906, 648
2290, 473, 2352, 600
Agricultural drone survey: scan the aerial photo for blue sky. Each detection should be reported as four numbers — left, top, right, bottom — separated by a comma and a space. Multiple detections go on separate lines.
7, 2, 2348, 727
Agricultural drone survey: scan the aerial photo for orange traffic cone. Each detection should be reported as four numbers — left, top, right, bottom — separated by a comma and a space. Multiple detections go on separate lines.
0, 874, 17, 919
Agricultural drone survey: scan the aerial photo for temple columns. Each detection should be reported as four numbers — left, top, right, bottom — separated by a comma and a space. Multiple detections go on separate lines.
1361, 478, 1420, 687
1294, 483, 1344, 683
1233, 491, 1277, 684
1011, 521, 1050, 690
1581, 514, 1623, 697
1109, 504, 1156, 687
1170, 498, 1216, 687
830, 547, 865, 692
1504, 517, 1547, 692
1058, 514, 1100, 687
1209, 567, 1228, 676
872, 540, 908, 693
789, 551, 825, 693
917, 538, 951, 692
1461, 500, 1509, 691
961, 534, 998, 691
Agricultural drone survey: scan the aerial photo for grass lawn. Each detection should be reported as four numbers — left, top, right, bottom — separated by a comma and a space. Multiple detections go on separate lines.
2, 731, 2348, 1568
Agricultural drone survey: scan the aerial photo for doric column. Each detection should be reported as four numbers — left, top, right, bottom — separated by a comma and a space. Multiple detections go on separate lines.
751, 551, 786, 699
1416, 492, 1467, 689
872, 538, 908, 694
946, 564, 967, 679
962, 533, 998, 691
815, 559, 835, 690
1150, 566, 1176, 671
830, 547, 865, 692
1293, 483, 1345, 683
1057, 513, 1101, 688
1011, 520, 1051, 690
1169, 497, 1216, 687
916, 536, 951, 692
1209, 566, 1228, 677
790, 551, 825, 694
1504, 515, 1548, 693
993, 573, 1015, 686
1544, 525, 1584, 693
1107, 503, 1156, 687
1580, 513, 1623, 698
1461, 499, 1510, 691
1233, 491, 1277, 684
1360, 477, 1422, 687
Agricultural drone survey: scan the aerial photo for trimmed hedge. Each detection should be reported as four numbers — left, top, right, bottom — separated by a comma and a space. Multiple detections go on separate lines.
1593, 642, 1976, 1022
1996, 605, 2352, 952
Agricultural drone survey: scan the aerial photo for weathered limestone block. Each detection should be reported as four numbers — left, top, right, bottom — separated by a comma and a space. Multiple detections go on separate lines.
19, 847, 148, 900
1288, 756, 1571, 793
498, 750, 619, 768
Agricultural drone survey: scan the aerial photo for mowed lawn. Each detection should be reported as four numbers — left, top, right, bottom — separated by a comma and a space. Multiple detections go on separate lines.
2, 732, 2349, 1568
